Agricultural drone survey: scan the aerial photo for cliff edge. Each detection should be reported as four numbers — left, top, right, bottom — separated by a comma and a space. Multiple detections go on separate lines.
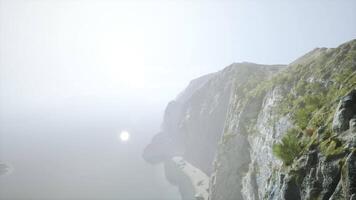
144, 39, 356, 200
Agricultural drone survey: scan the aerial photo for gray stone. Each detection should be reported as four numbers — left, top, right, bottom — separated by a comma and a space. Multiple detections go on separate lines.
332, 90, 356, 133
343, 151, 356, 199
281, 176, 300, 200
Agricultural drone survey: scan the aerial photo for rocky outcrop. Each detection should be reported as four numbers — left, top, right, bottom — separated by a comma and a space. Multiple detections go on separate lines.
144, 39, 356, 200
333, 90, 356, 133
143, 63, 283, 199
143, 63, 284, 170
274, 89, 356, 200
212, 40, 355, 200
165, 157, 210, 200
143, 73, 215, 165
213, 40, 356, 200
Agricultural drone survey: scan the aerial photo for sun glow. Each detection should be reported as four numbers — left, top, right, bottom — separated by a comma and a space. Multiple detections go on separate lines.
119, 131, 130, 142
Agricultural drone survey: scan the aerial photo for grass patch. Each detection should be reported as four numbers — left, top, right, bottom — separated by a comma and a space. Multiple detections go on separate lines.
273, 128, 305, 166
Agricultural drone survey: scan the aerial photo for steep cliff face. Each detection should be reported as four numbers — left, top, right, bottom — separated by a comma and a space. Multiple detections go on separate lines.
143, 73, 215, 165
143, 63, 283, 199
144, 39, 356, 200
211, 39, 356, 200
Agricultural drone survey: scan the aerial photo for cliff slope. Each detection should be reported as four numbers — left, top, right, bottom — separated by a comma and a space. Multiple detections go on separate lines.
211, 39, 356, 200
144, 39, 356, 200
143, 63, 284, 199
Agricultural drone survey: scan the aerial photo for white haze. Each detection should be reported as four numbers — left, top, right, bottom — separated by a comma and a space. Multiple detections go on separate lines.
0, 0, 355, 199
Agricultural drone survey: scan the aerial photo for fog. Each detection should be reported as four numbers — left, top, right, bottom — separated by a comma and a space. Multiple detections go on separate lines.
0, 0, 355, 199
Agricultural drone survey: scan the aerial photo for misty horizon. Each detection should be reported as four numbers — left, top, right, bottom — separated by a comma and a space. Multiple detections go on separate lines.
1, 0, 355, 200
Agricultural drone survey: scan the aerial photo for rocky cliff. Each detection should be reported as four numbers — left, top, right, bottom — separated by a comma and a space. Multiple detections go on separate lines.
144, 39, 356, 200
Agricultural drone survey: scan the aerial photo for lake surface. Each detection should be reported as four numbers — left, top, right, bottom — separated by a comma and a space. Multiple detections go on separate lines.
0, 103, 180, 200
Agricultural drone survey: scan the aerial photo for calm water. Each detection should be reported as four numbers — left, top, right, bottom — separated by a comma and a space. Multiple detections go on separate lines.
0, 103, 180, 200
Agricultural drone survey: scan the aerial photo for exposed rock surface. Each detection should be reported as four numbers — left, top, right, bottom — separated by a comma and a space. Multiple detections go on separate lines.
211, 40, 355, 200
144, 39, 356, 200
333, 90, 356, 133
165, 157, 210, 200
143, 63, 283, 173
143, 63, 283, 198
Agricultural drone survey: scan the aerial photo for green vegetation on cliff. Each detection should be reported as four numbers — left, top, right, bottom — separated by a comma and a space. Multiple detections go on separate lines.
272, 128, 303, 166
221, 40, 356, 167
208, 39, 356, 200
267, 40, 356, 199
271, 40, 356, 165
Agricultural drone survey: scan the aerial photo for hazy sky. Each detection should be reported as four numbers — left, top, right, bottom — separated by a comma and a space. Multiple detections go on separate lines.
0, 1, 355, 199
1, 0, 356, 113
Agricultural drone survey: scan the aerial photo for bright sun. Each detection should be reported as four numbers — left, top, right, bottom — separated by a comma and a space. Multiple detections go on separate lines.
119, 131, 130, 142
